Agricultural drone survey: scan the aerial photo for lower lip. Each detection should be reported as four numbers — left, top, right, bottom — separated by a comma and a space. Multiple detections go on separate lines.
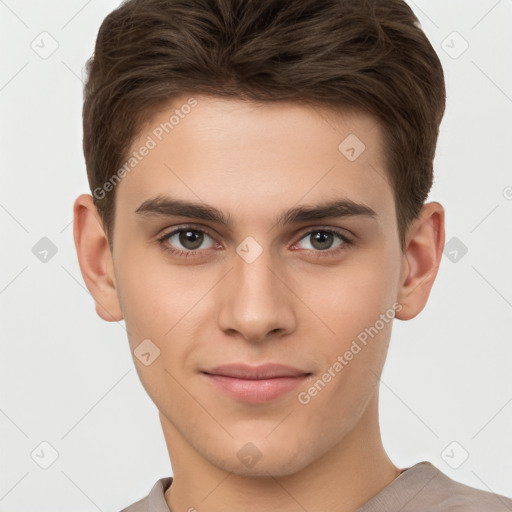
202, 373, 310, 403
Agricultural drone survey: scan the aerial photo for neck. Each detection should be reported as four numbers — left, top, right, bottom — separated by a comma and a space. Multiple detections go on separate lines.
162, 391, 401, 512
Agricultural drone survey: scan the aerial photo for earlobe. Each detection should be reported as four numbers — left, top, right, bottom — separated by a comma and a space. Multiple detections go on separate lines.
72, 194, 123, 322
396, 202, 445, 321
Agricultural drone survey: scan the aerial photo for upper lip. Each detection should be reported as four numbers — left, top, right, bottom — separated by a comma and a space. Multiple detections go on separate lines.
202, 363, 311, 379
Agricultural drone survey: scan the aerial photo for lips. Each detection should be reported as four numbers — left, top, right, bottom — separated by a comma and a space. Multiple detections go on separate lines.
202, 363, 311, 379
201, 363, 312, 403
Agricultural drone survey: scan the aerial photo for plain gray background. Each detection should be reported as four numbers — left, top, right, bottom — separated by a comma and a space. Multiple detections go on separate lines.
1, 0, 511, 510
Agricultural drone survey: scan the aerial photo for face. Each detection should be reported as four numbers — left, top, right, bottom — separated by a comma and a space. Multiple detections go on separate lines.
109, 94, 405, 477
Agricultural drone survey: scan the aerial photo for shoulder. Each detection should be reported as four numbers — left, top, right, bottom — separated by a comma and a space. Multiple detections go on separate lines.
424, 466, 512, 511
358, 461, 512, 512
119, 477, 173, 512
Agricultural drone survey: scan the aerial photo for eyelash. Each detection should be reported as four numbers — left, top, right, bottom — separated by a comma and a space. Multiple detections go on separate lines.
156, 225, 354, 259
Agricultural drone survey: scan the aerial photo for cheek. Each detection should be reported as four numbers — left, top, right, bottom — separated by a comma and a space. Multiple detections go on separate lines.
114, 246, 196, 341
113, 250, 214, 391
113, 259, 196, 405
307, 249, 400, 343
292, 261, 397, 436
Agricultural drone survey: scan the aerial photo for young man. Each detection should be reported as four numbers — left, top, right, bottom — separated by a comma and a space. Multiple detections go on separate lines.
73, 0, 512, 510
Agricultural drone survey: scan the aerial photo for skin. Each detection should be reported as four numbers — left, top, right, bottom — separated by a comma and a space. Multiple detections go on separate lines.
73, 93, 445, 512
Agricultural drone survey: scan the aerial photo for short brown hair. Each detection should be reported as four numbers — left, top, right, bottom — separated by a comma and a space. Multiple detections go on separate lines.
82, 0, 446, 251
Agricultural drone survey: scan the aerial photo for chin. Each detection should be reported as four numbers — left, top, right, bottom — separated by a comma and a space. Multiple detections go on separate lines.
206, 441, 311, 479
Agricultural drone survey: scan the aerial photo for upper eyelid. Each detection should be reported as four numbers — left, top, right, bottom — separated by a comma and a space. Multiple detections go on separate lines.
158, 224, 353, 247
158, 224, 217, 241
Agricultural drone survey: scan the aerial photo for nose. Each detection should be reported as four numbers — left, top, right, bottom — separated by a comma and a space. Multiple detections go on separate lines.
216, 245, 296, 343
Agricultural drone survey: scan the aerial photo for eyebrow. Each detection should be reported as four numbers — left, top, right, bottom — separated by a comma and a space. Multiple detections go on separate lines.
134, 195, 377, 227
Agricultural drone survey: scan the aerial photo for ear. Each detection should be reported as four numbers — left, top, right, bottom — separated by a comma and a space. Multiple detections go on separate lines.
396, 201, 445, 321
72, 194, 123, 322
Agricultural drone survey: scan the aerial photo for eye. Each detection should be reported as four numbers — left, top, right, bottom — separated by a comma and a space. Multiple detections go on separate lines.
156, 225, 354, 260
157, 227, 218, 257
293, 228, 352, 256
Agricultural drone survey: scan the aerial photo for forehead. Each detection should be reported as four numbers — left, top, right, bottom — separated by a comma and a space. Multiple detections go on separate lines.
115, 94, 395, 226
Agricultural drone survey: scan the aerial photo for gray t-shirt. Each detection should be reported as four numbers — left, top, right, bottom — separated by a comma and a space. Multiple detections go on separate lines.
120, 461, 512, 511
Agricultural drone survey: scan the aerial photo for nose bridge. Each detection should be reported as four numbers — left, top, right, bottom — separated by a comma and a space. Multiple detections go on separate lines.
217, 239, 294, 340
235, 242, 279, 297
